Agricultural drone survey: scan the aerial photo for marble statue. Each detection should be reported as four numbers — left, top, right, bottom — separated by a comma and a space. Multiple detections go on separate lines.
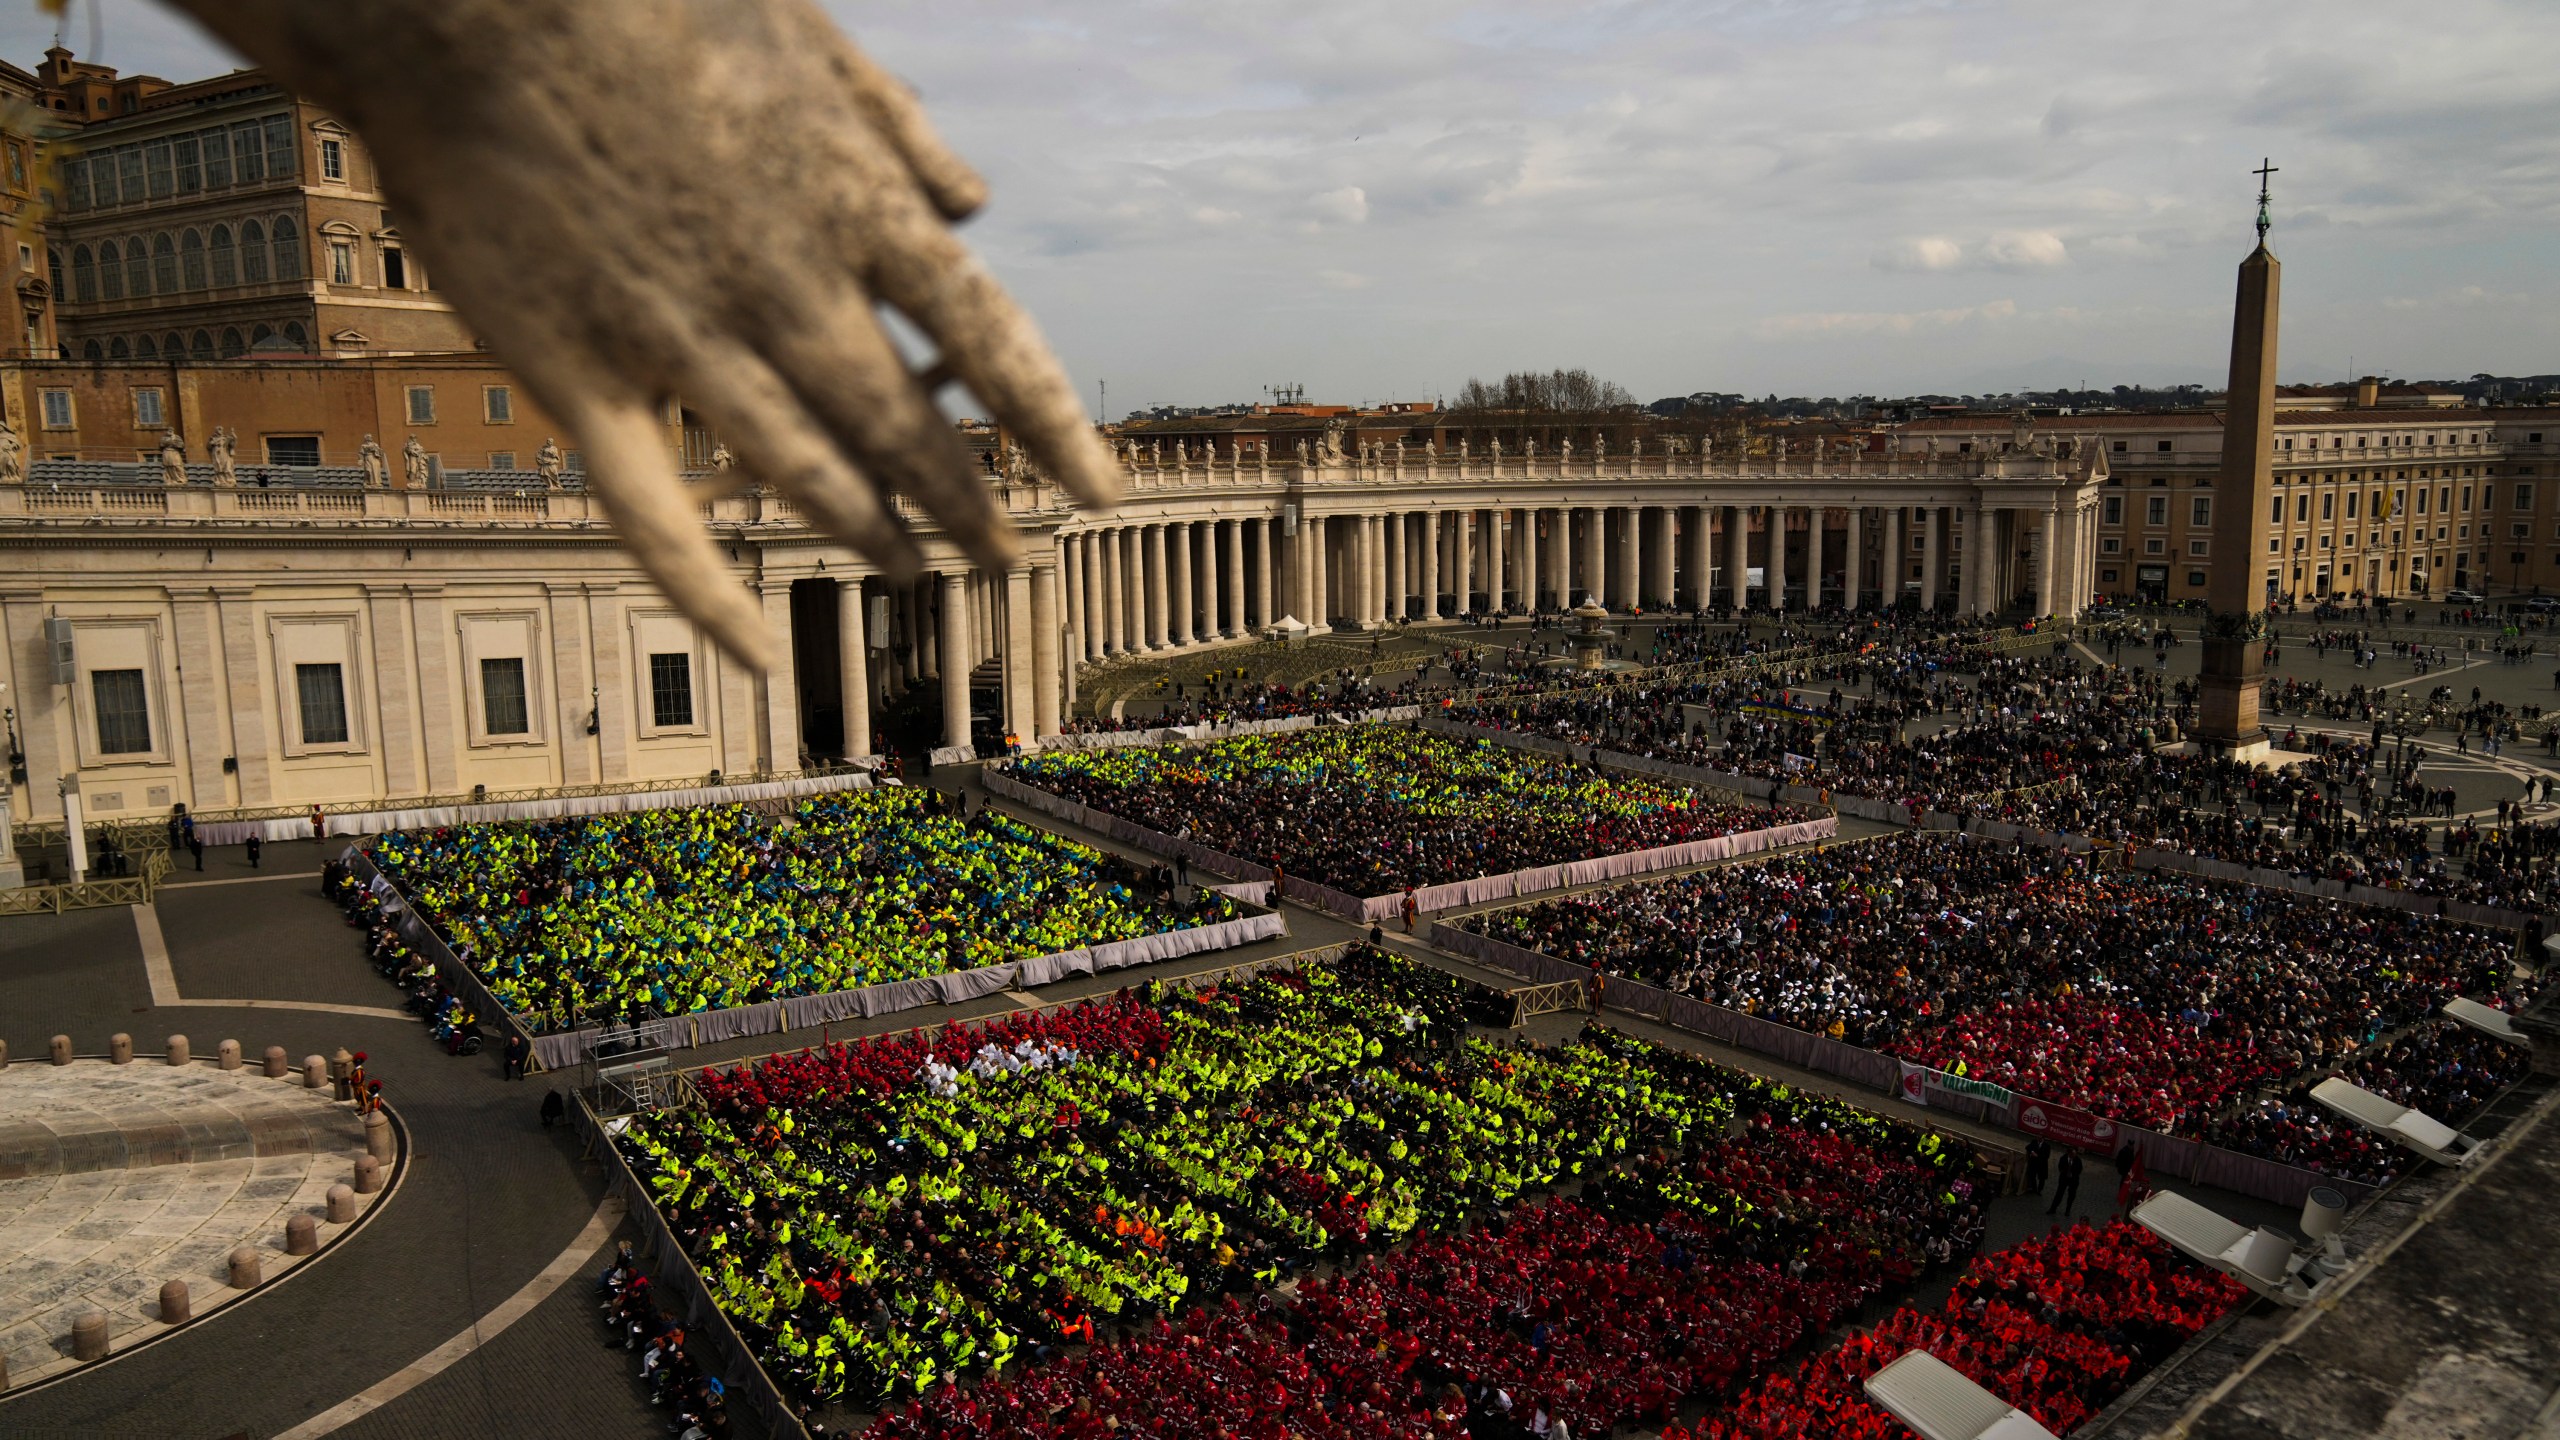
403, 435, 430, 489
0, 419, 23, 485
358, 434, 388, 488
536, 437, 566, 487
160, 430, 189, 486
709, 442, 736, 477
207, 426, 237, 487
1295, 438, 1311, 463
162, 0, 1124, 670
1593, 434, 1607, 460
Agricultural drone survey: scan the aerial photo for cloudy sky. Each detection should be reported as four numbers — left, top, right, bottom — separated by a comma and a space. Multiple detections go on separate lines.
11, 0, 2559, 410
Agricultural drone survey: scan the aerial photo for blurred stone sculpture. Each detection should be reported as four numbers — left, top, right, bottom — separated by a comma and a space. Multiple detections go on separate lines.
207, 426, 238, 486
169, 0, 1122, 669
160, 431, 189, 486
536, 437, 566, 487
358, 434, 388, 488
0, 419, 22, 485
402, 435, 430, 489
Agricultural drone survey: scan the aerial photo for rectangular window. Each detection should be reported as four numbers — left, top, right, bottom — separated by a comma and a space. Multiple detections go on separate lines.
2295, 494, 2311, 522
2111, 440, 2127, 453
486, 451, 516, 471
482, 385, 512, 424
2348, 493, 2361, 519
2157, 440, 2173, 452
143, 139, 173, 198
2188, 539, 2209, 556
2192, 497, 2213, 527
329, 240, 356, 286
2417, 490, 2430, 515
2147, 538, 2167, 555
2269, 496, 2284, 523
319, 137, 345, 181
174, 135, 200, 193
649, 652, 695, 728
406, 385, 436, 425
2461, 485, 2473, 511
2441, 486, 2454, 513
134, 388, 165, 428
116, 146, 143, 202
2146, 497, 2168, 526
263, 116, 296, 177
381, 246, 406, 289
201, 127, 231, 188
92, 669, 150, 754
2321, 492, 2334, 521
40, 388, 72, 428
2520, 484, 2536, 511
65, 156, 90, 210
2102, 496, 2123, 526
265, 434, 322, 467
479, 656, 529, 736
295, 662, 349, 745
231, 121, 265, 183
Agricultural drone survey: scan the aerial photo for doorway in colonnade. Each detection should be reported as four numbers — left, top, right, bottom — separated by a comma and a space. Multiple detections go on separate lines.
788, 577, 848, 761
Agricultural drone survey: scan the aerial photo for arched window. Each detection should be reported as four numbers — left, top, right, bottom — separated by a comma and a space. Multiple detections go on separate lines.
70, 244, 95, 302
239, 219, 267, 283
208, 224, 236, 286
96, 239, 122, 300
137, 334, 158, 359
249, 322, 272, 346
269, 218, 301, 281
282, 320, 308, 351
122, 238, 148, 297
219, 326, 245, 358
81, 338, 103, 361
180, 229, 206, 289
163, 331, 185, 359
151, 233, 177, 294
191, 329, 214, 359
112, 335, 133, 359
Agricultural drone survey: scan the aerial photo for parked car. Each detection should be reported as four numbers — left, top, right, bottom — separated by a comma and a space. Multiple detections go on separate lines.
2444, 588, 2485, 605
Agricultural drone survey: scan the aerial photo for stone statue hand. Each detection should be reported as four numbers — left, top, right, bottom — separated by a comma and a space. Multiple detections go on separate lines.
173, 0, 1120, 667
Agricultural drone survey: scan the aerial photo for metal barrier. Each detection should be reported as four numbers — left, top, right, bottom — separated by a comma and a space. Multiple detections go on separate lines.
0, 848, 171, 915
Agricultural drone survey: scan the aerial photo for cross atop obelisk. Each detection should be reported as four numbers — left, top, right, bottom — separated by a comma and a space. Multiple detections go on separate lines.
2196, 162, 2283, 759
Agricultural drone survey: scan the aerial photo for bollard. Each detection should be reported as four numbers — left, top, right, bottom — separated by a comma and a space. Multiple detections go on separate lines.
217, 1039, 242, 1071
364, 1108, 395, 1163
301, 1055, 326, 1090
325, 1184, 358, 1224
228, 1246, 262, 1288
108, 1033, 132, 1065
330, 1047, 354, 1101
263, 1044, 289, 1078
0, 1038, 9, 1070
166, 1034, 191, 1067
159, 1278, 192, 1325
286, 1212, 319, 1255
50, 1034, 73, 1065
71, 1311, 108, 1362
353, 1153, 383, 1194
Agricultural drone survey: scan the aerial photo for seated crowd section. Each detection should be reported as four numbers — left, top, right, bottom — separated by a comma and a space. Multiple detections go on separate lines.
1003, 726, 1805, 896
1462, 833, 2528, 1174
361, 786, 1238, 1032
615, 947, 2249, 1438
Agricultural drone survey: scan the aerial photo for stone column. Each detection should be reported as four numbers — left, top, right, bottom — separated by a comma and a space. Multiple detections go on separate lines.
1843, 507, 1863, 612
1102, 529, 1126, 654
1370, 514, 1391, 625
1031, 563, 1061, 737
1422, 510, 1442, 619
1684, 506, 1710, 609
1519, 510, 1542, 612
1646, 507, 1675, 608
1312, 516, 1332, 628
1217, 520, 1240, 636
1576, 508, 1603, 607
1169, 521, 1194, 647
2034, 504, 2058, 615
1882, 506, 1904, 608
1727, 506, 1750, 610
1448, 509, 1470, 615
1547, 508, 1570, 609
1253, 516, 1274, 629
838, 578, 871, 756
1609, 508, 1636, 609
940, 572, 971, 751
1768, 507, 1790, 613
1383, 513, 1405, 621
1804, 509, 1825, 611
1975, 503, 2000, 615
1003, 566, 1034, 741
1920, 508, 1942, 611
1144, 523, 1169, 648
1478, 509, 1500, 613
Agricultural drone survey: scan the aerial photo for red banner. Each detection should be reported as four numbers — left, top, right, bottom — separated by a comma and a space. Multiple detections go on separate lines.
2012, 1098, 2121, 1155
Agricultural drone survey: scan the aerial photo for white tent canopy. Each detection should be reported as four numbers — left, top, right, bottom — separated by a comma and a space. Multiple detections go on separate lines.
1863, 1351, 2060, 1440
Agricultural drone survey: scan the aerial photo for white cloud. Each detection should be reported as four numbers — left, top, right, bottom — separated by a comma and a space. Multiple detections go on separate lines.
1315, 269, 1372, 290
1981, 230, 2069, 270
1302, 185, 1370, 227
1874, 236, 1967, 272
1753, 299, 2018, 341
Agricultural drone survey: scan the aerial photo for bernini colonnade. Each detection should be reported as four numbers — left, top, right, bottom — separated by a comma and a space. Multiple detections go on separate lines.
0, 437, 2104, 822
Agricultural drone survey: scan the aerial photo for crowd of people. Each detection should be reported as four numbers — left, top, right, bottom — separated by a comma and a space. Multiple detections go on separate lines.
364, 786, 1238, 1032
1465, 833, 2514, 1132
1006, 726, 1802, 896
598, 1242, 734, 1439
1675, 1220, 2248, 1440
2201, 1015, 2534, 1185
622, 947, 2003, 1429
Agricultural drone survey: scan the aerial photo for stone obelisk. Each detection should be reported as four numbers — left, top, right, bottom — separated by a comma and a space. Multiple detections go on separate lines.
2196, 163, 2281, 759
